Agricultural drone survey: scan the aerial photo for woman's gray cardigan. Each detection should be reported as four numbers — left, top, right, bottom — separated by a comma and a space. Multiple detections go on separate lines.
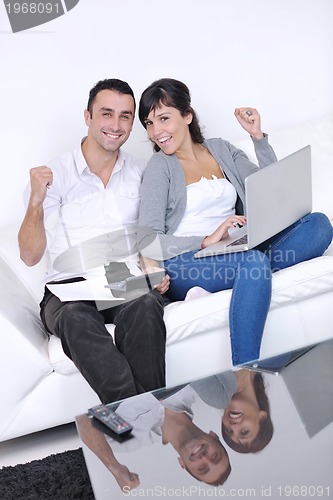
138, 135, 277, 260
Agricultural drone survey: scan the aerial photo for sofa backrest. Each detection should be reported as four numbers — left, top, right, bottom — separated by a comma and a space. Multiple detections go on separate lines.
232, 113, 333, 220
0, 223, 46, 303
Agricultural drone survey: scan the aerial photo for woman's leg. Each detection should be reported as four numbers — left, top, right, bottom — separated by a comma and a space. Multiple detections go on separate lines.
164, 250, 272, 365
229, 252, 272, 365
257, 212, 333, 272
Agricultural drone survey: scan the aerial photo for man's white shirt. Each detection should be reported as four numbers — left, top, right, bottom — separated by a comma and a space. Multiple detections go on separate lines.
25, 140, 146, 291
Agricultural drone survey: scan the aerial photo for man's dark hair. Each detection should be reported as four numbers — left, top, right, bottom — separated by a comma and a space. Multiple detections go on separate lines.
87, 78, 135, 117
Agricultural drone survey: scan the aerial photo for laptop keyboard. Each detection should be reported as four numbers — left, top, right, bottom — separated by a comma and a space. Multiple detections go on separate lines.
226, 234, 248, 247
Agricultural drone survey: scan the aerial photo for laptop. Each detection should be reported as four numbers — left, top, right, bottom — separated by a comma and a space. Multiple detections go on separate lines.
240, 343, 318, 375
194, 145, 312, 258
240, 339, 333, 438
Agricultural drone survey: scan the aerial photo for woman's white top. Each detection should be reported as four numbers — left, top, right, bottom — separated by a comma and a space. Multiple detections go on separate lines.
173, 175, 237, 237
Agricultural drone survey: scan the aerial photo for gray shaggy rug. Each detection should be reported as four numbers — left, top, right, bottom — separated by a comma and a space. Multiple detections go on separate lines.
0, 448, 94, 499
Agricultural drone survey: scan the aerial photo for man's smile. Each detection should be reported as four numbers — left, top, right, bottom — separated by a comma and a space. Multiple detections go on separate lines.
103, 131, 123, 139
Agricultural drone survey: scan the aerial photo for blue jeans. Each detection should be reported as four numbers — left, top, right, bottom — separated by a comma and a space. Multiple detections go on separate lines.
164, 212, 333, 366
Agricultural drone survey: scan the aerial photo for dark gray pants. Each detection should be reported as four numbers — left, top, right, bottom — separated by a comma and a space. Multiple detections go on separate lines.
40, 284, 166, 404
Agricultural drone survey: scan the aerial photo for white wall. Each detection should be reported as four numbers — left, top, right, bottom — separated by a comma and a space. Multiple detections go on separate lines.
0, 0, 332, 227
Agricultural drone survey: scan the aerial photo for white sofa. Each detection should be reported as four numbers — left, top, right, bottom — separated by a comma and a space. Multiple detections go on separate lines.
1, 113, 333, 443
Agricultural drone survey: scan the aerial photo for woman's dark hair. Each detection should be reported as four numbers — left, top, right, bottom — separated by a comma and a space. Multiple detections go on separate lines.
139, 78, 204, 152
221, 372, 274, 453
87, 78, 135, 117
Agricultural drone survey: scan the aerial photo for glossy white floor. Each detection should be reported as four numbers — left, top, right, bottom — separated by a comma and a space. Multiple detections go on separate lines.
0, 422, 81, 468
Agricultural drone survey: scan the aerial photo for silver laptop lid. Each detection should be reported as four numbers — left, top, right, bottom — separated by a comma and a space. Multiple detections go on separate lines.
246, 145, 312, 248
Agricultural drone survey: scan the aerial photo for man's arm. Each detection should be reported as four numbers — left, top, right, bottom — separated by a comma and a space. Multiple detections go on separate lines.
76, 414, 140, 492
18, 166, 53, 266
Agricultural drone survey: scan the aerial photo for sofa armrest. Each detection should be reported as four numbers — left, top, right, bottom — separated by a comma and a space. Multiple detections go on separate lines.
0, 255, 47, 351
0, 255, 52, 432
0, 223, 46, 302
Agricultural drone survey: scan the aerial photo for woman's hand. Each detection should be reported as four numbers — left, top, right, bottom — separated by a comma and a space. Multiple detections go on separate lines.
201, 215, 247, 249
144, 266, 170, 295
234, 108, 264, 140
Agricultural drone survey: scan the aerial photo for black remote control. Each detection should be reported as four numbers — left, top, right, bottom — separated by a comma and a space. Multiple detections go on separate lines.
88, 404, 133, 435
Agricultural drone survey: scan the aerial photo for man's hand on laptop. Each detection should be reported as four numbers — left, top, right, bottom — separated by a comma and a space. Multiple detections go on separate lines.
201, 215, 247, 249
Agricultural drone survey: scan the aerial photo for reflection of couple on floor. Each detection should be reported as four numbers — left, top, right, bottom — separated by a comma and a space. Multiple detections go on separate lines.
78, 368, 273, 492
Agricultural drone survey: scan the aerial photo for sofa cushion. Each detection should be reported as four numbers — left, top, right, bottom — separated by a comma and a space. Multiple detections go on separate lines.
48, 247, 333, 375
164, 251, 333, 345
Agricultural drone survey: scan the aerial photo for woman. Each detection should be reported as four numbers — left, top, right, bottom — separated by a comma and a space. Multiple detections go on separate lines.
221, 370, 273, 453
138, 78, 333, 365
191, 368, 273, 453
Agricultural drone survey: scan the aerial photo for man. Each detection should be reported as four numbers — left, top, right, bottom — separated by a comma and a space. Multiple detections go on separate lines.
18, 79, 169, 404
77, 386, 231, 492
